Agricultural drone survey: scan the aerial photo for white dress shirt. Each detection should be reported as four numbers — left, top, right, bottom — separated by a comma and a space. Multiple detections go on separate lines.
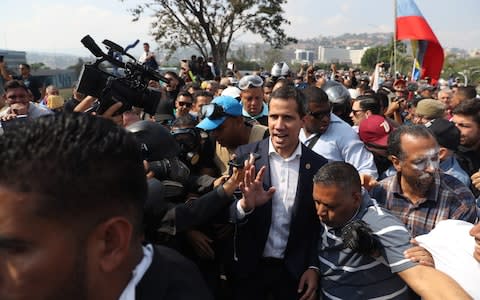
118, 244, 154, 300
299, 113, 378, 178
262, 139, 302, 259
138, 51, 154, 64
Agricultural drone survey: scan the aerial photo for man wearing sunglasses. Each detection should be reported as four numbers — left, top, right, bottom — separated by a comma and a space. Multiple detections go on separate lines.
299, 86, 378, 179
238, 74, 268, 126
174, 91, 194, 119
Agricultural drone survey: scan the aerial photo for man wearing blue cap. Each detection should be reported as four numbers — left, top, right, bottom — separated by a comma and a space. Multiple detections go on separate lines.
197, 95, 268, 175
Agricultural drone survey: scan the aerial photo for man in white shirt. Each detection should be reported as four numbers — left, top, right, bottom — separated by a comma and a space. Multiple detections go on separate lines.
229, 85, 328, 300
138, 42, 158, 70
299, 86, 378, 178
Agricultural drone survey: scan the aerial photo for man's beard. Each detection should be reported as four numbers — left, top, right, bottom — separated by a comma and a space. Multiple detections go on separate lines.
405, 172, 434, 195
46, 246, 89, 300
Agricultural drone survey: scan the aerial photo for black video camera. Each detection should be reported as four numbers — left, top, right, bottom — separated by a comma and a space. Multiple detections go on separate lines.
77, 35, 169, 115
341, 219, 382, 257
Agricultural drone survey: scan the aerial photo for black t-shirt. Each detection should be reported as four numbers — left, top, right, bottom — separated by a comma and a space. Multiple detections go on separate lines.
455, 146, 480, 197
13, 75, 43, 101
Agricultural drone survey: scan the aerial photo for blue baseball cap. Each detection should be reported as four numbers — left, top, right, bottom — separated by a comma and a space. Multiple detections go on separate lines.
196, 96, 242, 131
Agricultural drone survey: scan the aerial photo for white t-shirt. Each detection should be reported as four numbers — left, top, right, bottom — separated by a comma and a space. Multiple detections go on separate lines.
139, 51, 155, 64
415, 220, 480, 299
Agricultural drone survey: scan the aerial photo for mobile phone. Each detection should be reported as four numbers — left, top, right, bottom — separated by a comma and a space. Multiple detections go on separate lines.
228, 152, 260, 169
0, 55, 4, 63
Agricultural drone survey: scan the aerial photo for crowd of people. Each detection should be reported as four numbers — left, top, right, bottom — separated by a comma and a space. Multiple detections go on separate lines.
0, 54, 479, 300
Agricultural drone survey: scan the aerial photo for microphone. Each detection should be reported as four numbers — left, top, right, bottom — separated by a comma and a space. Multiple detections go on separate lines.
102, 39, 125, 54
81, 35, 105, 58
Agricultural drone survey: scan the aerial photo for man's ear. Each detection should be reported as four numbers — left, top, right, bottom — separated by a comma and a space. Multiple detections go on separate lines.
88, 217, 133, 273
438, 147, 448, 161
352, 189, 362, 207
389, 154, 402, 172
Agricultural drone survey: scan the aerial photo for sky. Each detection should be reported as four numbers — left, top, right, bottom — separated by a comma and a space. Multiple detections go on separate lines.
1, 0, 479, 57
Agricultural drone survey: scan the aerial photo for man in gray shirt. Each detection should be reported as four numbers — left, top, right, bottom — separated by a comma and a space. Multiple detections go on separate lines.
313, 161, 471, 299
0, 80, 51, 122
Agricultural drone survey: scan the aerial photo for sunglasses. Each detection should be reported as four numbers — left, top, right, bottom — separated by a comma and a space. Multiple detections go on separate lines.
238, 75, 264, 90
307, 109, 331, 120
178, 101, 192, 108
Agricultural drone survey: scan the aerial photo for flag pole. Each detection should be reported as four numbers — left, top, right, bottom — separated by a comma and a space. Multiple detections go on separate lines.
394, 0, 397, 76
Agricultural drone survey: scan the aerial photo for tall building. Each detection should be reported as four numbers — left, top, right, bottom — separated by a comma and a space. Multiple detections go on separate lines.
293, 49, 315, 64
317, 46, 368, 65
0, 49, 27, 71
318, 46, 350, 64
349, 47, 369, 65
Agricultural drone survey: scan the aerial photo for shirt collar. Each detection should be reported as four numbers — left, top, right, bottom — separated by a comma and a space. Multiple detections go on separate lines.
118, 244, 154, 300
242, 102, 268, 119
268, 138, 302, 160
392, 171, 440, 203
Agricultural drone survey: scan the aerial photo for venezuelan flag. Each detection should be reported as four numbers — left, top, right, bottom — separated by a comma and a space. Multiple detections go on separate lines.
396, 0, 444, 84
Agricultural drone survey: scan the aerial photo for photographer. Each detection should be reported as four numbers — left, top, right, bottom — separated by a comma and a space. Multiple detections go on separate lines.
313, 162, 471, 299
0, 80, 52, 123
171, 115, 218, 178
76, 35, 169, 121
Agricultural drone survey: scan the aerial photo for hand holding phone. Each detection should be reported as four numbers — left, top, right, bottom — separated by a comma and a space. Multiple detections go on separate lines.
228, 152, 260, 169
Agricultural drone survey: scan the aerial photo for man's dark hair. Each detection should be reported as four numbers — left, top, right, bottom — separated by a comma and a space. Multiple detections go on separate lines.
264, 80, 275, 89
0, 113, 147, 234
269, 85, 306, 117
313, 161, 361, 193
143, 42, 150, 47
192, 90, 213, 102
452, 98, 480, 125
19, 63, 30, 70
356, 95, 381, 115
4, 79, 29, 93
172, 115, 197, 128
387, 124, 435, 160
302, 86, 330, 105
456, 85, 477, 100
164, 71, 184, 88
176, 90, 193, 102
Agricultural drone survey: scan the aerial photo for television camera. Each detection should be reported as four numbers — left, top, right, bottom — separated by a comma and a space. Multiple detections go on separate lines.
77, 35, 169, 115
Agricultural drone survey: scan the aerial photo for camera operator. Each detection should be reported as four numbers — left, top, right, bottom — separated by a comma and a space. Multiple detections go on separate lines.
171, 115, 218, 178
125, 120, 241, 243
127, 119, 248, 297
313, 161, 471, 299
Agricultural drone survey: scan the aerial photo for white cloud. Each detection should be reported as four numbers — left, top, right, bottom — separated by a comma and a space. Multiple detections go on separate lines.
340, 3, 351, 13
2, 3, 155, 56
325, 14, 348, 27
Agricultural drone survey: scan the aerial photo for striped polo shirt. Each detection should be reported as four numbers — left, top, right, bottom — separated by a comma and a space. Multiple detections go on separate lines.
319, 192, 416, 300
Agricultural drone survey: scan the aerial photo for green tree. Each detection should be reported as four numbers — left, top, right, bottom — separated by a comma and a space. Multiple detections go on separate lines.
361, 46, 391, 70
30, 62, 50, 71
361, 39, 408, 73
125, 0, 296, 73
442, 55, 480, 85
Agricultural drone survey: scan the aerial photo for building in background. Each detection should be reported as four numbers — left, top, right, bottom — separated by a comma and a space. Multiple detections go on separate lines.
292, 49, 315, 65
0, 49, 27, 75
317, 46, 369, 65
